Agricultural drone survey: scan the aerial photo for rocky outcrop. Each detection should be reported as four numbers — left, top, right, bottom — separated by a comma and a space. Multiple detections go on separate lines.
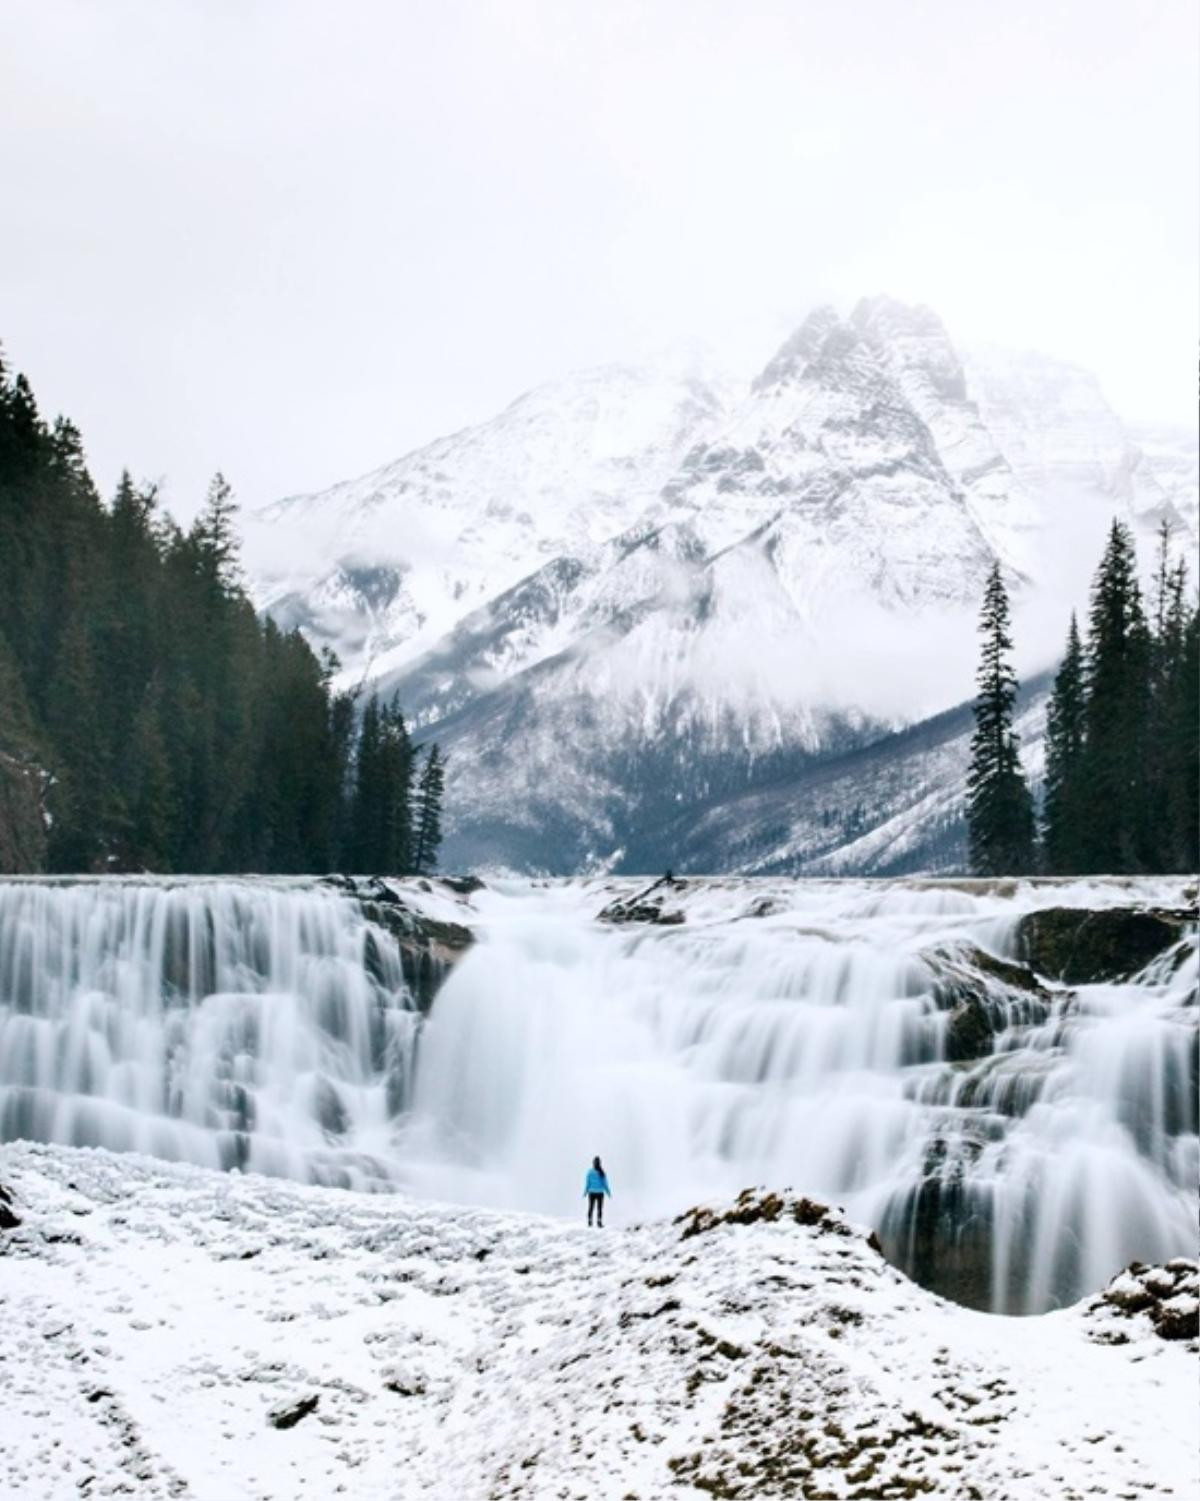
1088, 1260, 1199, 1344
1014, 907, 1195, 983
876, 1131, 999, 1312
923, 943, 1051, 1063
597, 875, 688, 926
0, 1182, 19, 1232
675, 1188, 866, 1245
322, 875, 476, 1011
268, 1394, 320, 1429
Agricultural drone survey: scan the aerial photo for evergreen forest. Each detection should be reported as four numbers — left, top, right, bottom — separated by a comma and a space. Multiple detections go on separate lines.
967, 520, 1198, 877
0, 344, 444, 876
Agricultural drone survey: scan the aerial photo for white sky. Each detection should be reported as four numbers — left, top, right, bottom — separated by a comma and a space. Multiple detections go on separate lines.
2, 0, 1196, 522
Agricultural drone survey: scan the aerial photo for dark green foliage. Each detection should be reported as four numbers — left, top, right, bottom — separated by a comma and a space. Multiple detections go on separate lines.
1041, 613, 1086, 873
966, 564, 1036, 875
1076, 521, 1152, 870
1038, 520, 1197, 875
343, 694, 438, 873
412, 744, 446, 874
0, 340, 447, 875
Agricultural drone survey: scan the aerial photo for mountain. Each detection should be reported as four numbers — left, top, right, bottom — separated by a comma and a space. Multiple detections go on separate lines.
244, 360, 729, 680
246, 298, 1195, 874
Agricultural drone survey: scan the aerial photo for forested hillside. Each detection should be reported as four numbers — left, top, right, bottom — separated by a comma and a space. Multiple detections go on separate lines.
0, 345, 442, 875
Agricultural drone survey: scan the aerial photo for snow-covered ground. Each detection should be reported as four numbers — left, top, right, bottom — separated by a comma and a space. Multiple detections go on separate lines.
2, 1141, 1195, 1501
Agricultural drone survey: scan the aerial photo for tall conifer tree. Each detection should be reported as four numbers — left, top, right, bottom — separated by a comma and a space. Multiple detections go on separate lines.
413, 745, 446, 874
1042, 612, 1086, 873
1077, 521, 1150, 872
966, 563, 1036, 875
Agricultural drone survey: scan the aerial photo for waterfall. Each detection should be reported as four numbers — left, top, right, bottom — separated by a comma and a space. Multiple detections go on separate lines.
0, 879, 419, 1188
1, 874, 1195, 1313
403, 879, 1198, 1313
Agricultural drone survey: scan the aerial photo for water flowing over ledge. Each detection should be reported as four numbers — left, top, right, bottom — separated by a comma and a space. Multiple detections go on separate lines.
0, 877, 471, 1189
1, 872, 1195, 1313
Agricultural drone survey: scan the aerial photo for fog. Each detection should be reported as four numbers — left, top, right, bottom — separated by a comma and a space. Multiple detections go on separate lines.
2, 0, 1196, 521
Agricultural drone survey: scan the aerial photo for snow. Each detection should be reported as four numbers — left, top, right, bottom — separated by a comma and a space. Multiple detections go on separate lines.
2, 1143, 1195, 1501
242, 362, 729, 685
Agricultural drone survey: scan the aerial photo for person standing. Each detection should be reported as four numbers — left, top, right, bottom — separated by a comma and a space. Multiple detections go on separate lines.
583, 1156, 611, 1227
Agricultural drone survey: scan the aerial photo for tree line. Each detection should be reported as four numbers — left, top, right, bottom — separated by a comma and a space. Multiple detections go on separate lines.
967, 519, 1198, 876
0, 343, 445, 876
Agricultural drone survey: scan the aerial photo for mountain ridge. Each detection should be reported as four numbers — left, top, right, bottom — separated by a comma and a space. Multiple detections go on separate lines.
244, 297, 1195, 874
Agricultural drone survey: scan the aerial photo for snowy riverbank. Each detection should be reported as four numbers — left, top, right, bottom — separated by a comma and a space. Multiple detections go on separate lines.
2, 1142, 1195, 1500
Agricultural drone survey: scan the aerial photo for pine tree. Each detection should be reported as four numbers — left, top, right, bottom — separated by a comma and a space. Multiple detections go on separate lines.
1077, 520, 1151, 872
348, 694, 384, 870
1041, 613, 1087, 873
412, 745, 446, 874
118, 684, 175, 870
378, 699, 414, 873
966, 563, 1036, 875
1162, 570, 1199, 872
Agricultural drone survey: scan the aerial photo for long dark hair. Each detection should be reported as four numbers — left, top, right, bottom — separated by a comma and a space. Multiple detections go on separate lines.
592, 1155, 604, 1174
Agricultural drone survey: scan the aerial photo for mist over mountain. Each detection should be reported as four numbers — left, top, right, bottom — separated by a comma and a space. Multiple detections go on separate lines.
246, 298, 1197, 875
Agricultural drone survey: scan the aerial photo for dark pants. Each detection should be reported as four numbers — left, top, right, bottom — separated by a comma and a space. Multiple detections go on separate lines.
587, 1192, 605, 1227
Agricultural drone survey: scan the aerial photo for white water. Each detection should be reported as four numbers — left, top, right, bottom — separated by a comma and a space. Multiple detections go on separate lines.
402, 878, 1198, 1312
1, 874, 1195, 1311
0, 879, 418, 1188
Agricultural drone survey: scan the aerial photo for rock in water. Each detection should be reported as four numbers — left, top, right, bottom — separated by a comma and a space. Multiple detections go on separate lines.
1015, 906, 1193, 983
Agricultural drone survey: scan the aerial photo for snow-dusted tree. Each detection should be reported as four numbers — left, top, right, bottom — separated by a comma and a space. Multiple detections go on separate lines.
966, 563, 1036, 875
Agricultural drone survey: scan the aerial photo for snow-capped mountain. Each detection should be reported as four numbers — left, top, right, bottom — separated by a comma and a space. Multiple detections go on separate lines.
247, 297, 1195, 873
244, 360, 729, 679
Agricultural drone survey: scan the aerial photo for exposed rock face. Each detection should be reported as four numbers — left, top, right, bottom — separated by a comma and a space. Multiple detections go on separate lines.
1015, 907, 1195, 983
0, 1182, 20, 1231
322, 875, 476, 1010
924, 942, 1051, 1063
1088, 1260, 1199, 1344
597, 875, 688, 926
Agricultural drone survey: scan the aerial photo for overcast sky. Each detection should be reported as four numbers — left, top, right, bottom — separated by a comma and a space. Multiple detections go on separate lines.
2, 0, 1196, 522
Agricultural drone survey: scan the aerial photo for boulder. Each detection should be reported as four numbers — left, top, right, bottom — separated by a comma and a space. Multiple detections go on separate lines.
1014, 907, 1194, 984
267, 1394, 319, 1429
598, 875, 688, 926
0, 1183, 19, 1231
1091, 1260, 1200, 1343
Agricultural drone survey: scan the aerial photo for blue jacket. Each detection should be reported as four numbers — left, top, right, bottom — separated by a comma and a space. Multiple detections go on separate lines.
584, 1168, 611, 1196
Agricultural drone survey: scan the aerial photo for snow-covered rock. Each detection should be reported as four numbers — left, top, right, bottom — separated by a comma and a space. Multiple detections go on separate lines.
1, 1143, 1195, 1501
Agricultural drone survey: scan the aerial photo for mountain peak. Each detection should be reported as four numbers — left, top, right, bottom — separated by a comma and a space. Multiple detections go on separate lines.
851, 294, 947, 341
751, 305, 843, 392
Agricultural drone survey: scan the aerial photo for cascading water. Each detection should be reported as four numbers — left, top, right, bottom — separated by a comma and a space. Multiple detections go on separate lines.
1, 873, 1194, 1313
0, 879, 420, 1187
402, 878, 1198, 1313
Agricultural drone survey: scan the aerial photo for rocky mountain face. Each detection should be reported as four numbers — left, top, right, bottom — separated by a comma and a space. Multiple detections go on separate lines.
244, 361, 729, 681
246, 299, 1196, 874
